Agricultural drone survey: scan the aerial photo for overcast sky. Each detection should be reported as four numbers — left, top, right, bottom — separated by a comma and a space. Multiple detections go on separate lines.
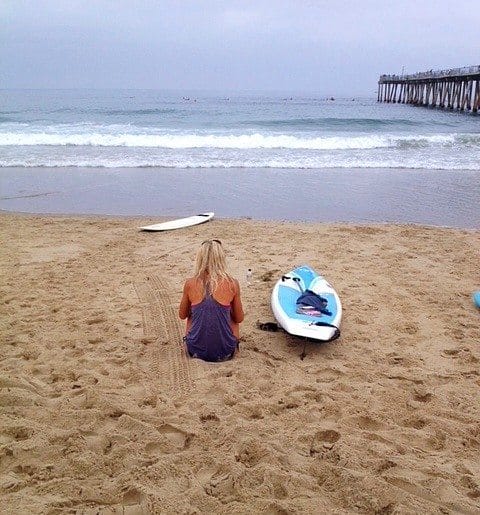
2, 0, 479, 95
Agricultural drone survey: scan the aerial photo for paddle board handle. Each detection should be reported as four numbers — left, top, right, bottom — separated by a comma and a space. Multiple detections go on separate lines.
292, 276, 304, 292
281, 275, 304, 292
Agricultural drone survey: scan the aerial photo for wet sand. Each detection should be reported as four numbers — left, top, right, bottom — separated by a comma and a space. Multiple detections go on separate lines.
1, 213, 479, 514
1, 166, 480, 228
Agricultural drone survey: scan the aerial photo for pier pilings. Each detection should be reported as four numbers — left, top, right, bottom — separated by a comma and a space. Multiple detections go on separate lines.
378, 65, 480, 113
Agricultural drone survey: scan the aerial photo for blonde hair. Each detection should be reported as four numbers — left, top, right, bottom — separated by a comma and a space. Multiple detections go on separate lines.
194, 240, 233, 294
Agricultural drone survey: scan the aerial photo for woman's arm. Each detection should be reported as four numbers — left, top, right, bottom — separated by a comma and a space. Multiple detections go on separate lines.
230, 279, 244, 324
179, 280, 191, 320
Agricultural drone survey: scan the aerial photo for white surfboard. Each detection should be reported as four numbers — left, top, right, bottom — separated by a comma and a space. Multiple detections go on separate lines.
139, 212, 214, 232
271, 265, 342, 341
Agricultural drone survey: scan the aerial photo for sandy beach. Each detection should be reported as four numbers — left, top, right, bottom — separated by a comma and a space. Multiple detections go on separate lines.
1, 212, 479, 514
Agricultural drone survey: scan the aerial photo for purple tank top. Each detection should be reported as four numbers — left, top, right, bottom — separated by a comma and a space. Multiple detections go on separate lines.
185, 290, 238, 362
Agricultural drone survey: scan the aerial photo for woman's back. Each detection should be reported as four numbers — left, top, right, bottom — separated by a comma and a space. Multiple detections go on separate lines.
186, 276, 237, 307
186, 284, 238, 361
179, 240, 244, 362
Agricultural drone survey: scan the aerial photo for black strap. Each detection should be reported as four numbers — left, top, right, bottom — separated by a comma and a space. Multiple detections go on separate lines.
312, 321, 341, 341
313, 321, 338, 329
257, 321, 340, 346
256, 321, 280, 332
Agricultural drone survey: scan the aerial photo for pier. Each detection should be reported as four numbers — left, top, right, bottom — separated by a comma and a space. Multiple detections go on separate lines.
378, 65, 480, 113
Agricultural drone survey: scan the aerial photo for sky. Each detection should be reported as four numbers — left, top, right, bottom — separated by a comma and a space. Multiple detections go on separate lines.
1, 0, 479, 95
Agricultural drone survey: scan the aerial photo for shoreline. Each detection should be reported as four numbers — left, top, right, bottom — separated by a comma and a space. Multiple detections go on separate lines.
1, 212, 479, 513
2, 207, 480, 232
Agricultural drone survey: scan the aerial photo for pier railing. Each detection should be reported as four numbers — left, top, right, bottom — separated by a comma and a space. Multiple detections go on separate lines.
378, 65, 480, 113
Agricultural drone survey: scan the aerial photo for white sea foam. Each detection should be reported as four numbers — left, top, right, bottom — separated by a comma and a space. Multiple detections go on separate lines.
0, 130, 464, 150
1, 151, 478, 170
1, 124, 478, 170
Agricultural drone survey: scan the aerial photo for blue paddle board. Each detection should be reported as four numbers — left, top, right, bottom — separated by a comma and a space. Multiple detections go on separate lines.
271, 265, 342, 341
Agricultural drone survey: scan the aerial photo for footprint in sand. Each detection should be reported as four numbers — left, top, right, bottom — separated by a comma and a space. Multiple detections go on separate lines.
241, 402, 264, 420
0, 471, 25, 492
460, 475, 480, 500
309, 429, 341, 455
376, 459, 397, 473
442, 348, 460, 357
145, 424, 191, 455
386, 352, 409, 366
5, 425, 34, 443
403, 416, 429, 429
199, 411, 220, 423
121, 487, 146, 514
235, 439, 269, 468
314, 368, 344, 383
451, 328, 465, 340
347, 415, 387, 431
412, 385, 433, 403
399, 322, 419, 335
204, 467, 236, 501
0, 387, 45, 408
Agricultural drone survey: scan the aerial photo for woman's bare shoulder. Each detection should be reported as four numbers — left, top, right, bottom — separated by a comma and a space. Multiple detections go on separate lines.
233, 278, 241, 293
222, 276, 239, 293
183, 277, 197, 289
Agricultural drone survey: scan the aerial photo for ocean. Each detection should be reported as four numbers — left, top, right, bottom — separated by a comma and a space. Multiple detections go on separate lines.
1, 89, 479, 227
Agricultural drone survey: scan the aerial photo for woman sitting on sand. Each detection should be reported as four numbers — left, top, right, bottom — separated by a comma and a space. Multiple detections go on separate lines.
179, 239, 244, 362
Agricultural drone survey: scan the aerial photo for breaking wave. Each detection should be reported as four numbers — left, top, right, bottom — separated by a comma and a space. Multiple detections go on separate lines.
0, 130, 471, 150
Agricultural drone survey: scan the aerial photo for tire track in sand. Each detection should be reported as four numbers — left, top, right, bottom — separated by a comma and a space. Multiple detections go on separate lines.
134, 275, 194, 397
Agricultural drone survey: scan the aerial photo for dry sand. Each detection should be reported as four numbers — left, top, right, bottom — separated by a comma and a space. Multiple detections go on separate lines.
1, 212, 479, 514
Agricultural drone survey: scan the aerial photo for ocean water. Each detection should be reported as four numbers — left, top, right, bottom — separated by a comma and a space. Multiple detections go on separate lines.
1, 89, 479, 170
0, 89, 479, 227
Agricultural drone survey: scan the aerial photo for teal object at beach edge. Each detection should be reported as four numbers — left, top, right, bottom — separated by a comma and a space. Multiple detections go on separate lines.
473, 291, 480, 309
